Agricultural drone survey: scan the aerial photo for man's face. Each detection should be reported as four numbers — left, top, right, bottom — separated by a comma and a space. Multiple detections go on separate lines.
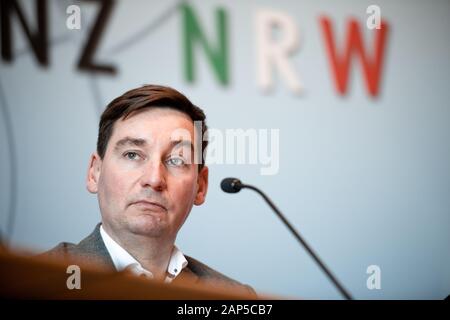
87, 108, 208, 241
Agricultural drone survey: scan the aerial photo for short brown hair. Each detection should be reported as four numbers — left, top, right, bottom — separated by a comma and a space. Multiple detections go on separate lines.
97, 84, 208, 169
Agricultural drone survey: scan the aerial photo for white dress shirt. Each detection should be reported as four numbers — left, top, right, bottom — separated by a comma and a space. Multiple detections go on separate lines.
100, 225, 188, 283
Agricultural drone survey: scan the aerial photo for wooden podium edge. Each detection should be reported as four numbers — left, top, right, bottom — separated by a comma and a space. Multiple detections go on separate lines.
0, 248, 272, 300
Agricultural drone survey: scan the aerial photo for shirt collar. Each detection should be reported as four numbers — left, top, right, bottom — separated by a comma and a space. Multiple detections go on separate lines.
99, 225, 188, 281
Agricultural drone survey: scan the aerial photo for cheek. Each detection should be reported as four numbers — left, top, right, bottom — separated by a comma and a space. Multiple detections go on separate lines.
98, 164, 132, 209
170, 176, 198, 208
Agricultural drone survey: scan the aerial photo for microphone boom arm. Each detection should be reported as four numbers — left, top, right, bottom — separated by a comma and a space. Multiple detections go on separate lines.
241, 183, 353, 300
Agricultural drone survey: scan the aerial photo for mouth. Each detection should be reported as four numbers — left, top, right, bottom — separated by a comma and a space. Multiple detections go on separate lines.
131, 200, 167, 212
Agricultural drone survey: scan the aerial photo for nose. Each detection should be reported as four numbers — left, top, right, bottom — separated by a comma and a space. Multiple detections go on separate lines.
139, 159, 167, 191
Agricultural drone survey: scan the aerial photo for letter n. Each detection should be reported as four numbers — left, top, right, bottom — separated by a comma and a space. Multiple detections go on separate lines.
0, 0, 48, 65
182, 4, 229, 85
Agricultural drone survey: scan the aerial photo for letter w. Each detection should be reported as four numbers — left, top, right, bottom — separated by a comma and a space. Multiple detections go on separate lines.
320, 17, 389, 97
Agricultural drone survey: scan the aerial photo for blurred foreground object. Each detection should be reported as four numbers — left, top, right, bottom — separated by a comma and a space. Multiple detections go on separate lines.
0, 247, 258, 299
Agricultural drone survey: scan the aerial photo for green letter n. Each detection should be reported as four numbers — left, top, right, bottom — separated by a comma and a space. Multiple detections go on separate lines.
182, 4, 229, 85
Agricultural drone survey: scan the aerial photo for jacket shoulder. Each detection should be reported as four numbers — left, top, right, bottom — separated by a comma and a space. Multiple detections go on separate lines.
185, 255, 235, 282
36, 224, 114, 271
36, 242, 77, 262
185, 255, 257, 297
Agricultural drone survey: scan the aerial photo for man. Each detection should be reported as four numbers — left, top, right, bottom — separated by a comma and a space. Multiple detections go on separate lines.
43, 84, 254, 295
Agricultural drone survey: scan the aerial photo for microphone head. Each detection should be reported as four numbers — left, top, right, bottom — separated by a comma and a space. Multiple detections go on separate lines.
220, 178, 243, 193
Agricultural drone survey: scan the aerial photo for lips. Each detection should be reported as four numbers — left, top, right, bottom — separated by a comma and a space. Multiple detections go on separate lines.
131, 200, 167, 212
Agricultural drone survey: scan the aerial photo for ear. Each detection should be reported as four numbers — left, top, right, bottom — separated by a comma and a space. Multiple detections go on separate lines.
86, 152, 102, 194
194, 166, 209, 205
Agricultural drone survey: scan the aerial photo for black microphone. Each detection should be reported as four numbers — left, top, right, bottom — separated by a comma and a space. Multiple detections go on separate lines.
220, 177, 243, 193
221, 177, 353, 300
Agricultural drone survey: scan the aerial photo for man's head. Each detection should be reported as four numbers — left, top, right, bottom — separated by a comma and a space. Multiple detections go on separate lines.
86, 85, 209, 242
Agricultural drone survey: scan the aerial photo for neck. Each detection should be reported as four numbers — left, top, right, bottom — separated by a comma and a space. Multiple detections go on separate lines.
102, 223, 175, 280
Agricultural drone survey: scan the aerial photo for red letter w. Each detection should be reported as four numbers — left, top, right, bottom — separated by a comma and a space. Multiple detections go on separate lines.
320, 17, 389, 98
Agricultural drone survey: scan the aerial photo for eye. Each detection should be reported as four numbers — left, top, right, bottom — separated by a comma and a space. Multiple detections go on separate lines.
167, 157, 185, 167
124, 151, 142, 161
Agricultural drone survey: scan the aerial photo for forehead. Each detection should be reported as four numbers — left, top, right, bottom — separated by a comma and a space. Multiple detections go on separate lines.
110, 108, 194, 144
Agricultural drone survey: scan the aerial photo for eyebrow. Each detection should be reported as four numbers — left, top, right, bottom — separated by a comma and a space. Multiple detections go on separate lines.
171, 139, 194, 153
114, 137, 148, 151
113, 137, 194, 153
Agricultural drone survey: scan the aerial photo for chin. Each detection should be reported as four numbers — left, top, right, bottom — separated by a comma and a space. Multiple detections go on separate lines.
127, 215, 169, 237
